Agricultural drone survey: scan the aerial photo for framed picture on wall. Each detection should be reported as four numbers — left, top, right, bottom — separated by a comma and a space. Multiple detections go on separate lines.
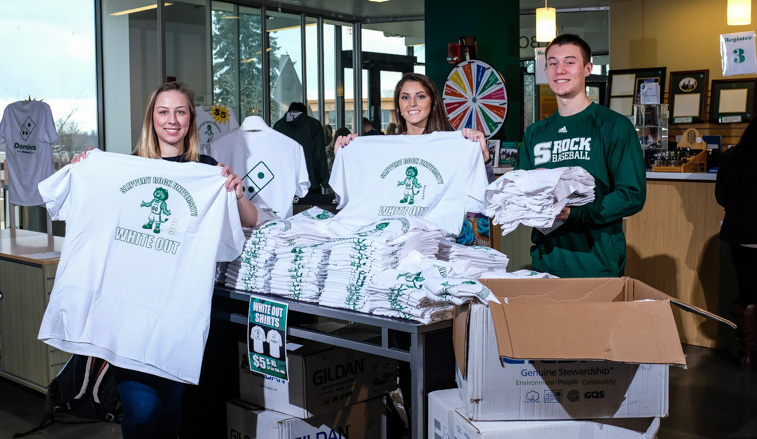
607, 67, 667, 117
669, 70, 709, 124
709, 78, 757, 123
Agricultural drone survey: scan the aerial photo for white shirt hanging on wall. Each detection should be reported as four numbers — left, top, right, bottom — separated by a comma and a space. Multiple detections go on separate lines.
209, 116, 309, 219
0, 100, 57, 206
37, 149, 245, 385
329, 131, 488, 235
196, 104, 240, 155
721, 31, 757, 76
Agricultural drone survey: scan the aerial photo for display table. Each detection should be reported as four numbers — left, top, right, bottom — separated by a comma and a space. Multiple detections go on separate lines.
0, 229, 67, 392
212, 286, 456, 439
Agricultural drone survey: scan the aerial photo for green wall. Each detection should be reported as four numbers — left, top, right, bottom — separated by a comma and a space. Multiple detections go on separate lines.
425, 0, 522, 142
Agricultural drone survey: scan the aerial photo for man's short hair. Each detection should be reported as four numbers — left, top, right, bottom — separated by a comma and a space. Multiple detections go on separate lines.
545, 34, 592, 66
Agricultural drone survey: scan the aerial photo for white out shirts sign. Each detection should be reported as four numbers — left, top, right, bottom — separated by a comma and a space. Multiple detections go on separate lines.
37, 150, 245, 384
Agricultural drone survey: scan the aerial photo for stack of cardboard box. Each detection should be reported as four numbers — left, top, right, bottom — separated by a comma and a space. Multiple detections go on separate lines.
228, 340, 398, 439
430, 277, 732, 438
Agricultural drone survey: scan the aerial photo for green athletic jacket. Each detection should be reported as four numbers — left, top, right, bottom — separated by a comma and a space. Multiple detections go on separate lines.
515, 103, 646, 278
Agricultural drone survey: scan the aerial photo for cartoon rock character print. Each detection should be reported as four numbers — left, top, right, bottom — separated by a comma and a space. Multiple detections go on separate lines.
204, 124, 215, 142
397, 166, 422, 205
397, 272, 425, 291
141, 187, 171, 233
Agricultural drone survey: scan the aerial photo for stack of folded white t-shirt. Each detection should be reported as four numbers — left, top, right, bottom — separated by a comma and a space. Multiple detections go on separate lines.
345, 250, 499, 324
224, 225, 283, 292
268, 243, 331, 302
225, 208, 334, 293
485, 167, 595, 236
478, 269, 559, 279
438, 241, 509, 275
318, 217, 445, 313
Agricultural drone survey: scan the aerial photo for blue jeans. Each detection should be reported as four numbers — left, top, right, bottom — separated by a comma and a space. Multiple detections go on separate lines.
112, 366, 185, 439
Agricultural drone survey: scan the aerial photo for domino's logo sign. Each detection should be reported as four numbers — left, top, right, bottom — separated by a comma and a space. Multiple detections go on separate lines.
243, 161, 274, 199
20, 117, 36, 141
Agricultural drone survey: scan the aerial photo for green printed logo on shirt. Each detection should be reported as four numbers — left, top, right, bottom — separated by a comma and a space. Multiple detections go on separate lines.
356, 221, 389, 237
141, 187, 171, 234
377, 157, 444, 217
113, 176, 199, 255
243, 161, 275, 199
398, 166, 422, 204
533, 137, 592, 166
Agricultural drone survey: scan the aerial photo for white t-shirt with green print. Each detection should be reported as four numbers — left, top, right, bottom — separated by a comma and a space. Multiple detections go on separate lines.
37, 149, 245, 384
329, 131, 487, 235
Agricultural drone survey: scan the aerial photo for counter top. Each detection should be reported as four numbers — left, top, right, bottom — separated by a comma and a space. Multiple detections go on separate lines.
0, 229, 63, 265
646, 172, 717, 182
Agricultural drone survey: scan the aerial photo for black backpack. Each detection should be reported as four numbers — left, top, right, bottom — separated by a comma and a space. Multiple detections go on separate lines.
14, 355, 122, 438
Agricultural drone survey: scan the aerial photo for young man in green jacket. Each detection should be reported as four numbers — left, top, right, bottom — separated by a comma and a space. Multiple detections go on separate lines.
515, 34, 646, 278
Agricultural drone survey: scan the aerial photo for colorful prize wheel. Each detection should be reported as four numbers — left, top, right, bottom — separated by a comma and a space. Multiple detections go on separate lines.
443, 59, 508, 138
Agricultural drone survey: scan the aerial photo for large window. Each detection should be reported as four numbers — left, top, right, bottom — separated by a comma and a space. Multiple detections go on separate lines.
304, 16, 319, 117
211, 3, 265, 121
268, 10, 302, 124
166, 1, 210, 102
0, 1, 98, 164
0, 1, 98, 230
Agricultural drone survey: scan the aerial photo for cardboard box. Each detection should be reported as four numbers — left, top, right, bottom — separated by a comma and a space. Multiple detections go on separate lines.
429, 389, 660, 439
227, 397, 385, 439
238, 340, 397, 418
454, 277, 733, 421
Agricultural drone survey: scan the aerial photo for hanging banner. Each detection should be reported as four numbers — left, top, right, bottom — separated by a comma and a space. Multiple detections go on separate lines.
720, 31, 757, 76
535, 47, 548, 85
247, 296, 288, 380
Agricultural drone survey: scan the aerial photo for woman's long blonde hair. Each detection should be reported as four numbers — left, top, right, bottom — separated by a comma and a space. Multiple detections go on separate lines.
134, 82, 200, 161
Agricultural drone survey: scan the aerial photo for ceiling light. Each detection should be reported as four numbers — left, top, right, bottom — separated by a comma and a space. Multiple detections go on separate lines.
536, 1, 556, 42
110, 3, 172, 16
727, 0, 751, 25
369, 0, 391, 3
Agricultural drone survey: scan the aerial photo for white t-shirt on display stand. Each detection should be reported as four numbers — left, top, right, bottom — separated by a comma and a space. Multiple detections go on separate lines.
209, 116, 309, 219
37, 149, 245, 385
196, 105, 239, 155
0, 100, 57, 207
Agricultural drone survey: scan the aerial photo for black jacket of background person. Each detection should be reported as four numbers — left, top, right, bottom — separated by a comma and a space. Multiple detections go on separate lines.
273, 104, 329, 191
715, 146, 757, 244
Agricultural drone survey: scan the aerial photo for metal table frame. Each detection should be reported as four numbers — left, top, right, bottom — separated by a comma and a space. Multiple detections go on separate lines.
212, 286, 454, 439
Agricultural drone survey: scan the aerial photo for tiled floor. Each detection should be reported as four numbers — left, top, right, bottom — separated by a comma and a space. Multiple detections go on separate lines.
0, 344, 755, 438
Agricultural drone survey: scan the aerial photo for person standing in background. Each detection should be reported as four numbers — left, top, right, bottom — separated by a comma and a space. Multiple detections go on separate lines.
274, 102, 330, 194
323, 124, 333, 148
716, 117, 757, 370
385, 122, 398, 135
515, 34, 646, 278
326, 127, 350, 172
362, 117, 384, 136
